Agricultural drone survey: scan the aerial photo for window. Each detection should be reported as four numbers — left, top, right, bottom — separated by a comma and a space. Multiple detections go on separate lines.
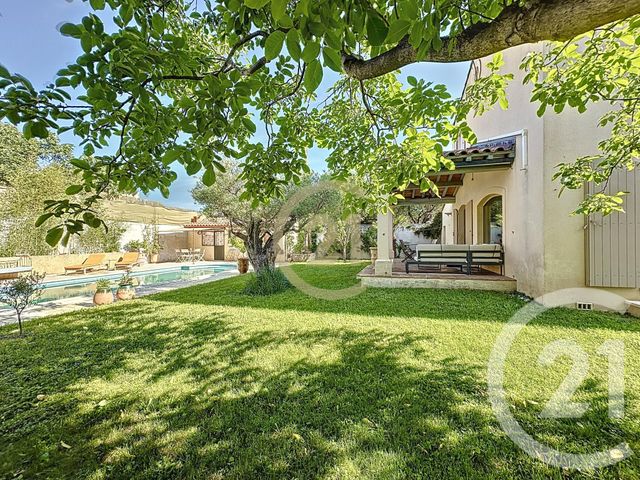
202, 231, 215, 246
483, 196, 503, 244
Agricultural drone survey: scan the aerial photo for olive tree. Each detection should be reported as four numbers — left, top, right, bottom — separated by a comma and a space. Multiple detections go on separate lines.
0, 273, 45, 336
192, 164, 337, 271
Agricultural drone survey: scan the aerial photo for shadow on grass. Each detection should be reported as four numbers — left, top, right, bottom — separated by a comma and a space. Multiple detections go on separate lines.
1, 303, 638, 479
1, 263, 639, 478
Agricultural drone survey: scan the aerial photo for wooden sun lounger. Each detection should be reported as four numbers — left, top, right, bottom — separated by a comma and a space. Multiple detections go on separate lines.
64, 253, 107, 275
116, 252, 141, 270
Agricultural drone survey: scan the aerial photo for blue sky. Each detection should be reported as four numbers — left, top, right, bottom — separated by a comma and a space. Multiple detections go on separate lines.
0, 0, 469, 210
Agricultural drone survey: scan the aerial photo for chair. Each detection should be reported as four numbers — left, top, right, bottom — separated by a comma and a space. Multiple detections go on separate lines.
397, 241, 415, 262
192, 248, 204, 261
179, 249, 192, 262
64, 253, 107, 275
115, 252, 141, 270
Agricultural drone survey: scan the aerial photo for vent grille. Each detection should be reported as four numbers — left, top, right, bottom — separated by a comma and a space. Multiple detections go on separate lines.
576, 302, 594, 311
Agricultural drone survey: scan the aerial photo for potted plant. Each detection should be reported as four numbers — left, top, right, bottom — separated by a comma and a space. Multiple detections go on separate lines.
93, 279, 114, 305
116, 273, 136, 301
230, 236, 249, 274
147, 240, 161, 263
143, 222, 161, 263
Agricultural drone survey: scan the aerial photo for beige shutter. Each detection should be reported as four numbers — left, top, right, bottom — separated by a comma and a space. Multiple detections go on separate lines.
587, 167, 640, 288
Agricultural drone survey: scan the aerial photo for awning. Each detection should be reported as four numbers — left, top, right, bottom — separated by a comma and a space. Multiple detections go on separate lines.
397, 136, 516, 203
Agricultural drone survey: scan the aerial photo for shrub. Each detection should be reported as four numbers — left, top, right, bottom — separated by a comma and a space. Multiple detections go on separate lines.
243, 267, 291, 296
0, 273, 44, 336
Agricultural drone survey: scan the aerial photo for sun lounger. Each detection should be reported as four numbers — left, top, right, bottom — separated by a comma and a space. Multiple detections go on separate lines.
64, 253, 107, 275
116, 252, 141, 270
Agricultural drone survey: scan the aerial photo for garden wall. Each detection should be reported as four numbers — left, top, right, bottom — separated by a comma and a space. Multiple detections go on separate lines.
31, 252, 123, 275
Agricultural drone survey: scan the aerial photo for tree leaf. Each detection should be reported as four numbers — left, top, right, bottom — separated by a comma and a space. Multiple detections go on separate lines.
35, 213, 54, 228
65, 185, 83, 195
202, 166, 216, 186
322, 47, 343, 72
366, 14, 388, 46
244, 0, 270, 9
70, 158, 91, 170
385, 19, 411, 44
286, 29, 302, 61
304, 59, 323, 93
45, 226, 64, 247
271, 0, 287, 21
89, 0, 105, 9
162, 148, 182, 165
265, 30, 286, 61
30, 122, 49, 139
59, 23, 82, 38
301, 41, 320, 63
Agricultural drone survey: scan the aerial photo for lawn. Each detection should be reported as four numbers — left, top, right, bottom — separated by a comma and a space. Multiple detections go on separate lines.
1, 262, 640, 479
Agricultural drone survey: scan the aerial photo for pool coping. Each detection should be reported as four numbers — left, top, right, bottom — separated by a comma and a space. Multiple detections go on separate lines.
0, 266, 241, 327
41, 262, 236, 288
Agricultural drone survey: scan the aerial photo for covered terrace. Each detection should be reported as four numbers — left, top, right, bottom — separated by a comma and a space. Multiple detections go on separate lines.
360, 137, 518, 292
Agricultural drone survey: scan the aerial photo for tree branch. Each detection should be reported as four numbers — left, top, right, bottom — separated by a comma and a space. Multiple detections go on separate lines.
343, 0, 640, 80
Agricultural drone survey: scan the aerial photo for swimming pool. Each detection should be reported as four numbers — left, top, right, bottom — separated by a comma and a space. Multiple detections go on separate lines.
29, 264, 236, 305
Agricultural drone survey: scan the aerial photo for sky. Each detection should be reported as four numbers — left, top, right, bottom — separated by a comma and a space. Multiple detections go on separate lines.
0, 0, 470, 210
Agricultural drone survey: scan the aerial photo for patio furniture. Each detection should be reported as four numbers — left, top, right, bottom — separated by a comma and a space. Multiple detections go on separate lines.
64, 253, 107, 275
115, 252, 141, 270
0, 255, 32, 280
406, 244, 504, 275
469, 244, 504, 275
397, 241, 416, 262
192, 248, 204, 261
178, 249, 191, 262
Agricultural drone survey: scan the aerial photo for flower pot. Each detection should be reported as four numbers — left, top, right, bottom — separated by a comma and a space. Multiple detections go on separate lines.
116, 285, 136, 301
237, 257, 249, 274
93, 289, 114, 306
149, 253, 159, 263
370, 247, 378, 265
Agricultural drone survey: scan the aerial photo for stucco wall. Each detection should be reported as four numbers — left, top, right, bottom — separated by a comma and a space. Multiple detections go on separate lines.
443, 43, 640, 302
444, 44, 546, 297
542, 96, 640, 301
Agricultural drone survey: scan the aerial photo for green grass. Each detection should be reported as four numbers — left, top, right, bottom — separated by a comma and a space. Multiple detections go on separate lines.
1, 262, 640, 479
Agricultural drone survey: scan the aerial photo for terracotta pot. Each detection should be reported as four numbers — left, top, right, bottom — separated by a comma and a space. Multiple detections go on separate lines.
149, 253, 159, 263
93, 289, 114, 306
237, 257, 249, 274
116, 285, 136, 301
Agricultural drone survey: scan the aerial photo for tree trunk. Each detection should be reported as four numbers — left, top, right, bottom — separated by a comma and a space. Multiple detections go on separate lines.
245, 220, 276, 273
17, 311, 23, 336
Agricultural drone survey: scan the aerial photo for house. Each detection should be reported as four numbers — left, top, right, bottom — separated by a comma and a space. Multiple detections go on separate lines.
106, 197, 236, 262
366, 44, 639, 307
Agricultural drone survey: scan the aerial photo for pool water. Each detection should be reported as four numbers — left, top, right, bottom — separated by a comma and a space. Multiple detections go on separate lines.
27, 265, 234, 305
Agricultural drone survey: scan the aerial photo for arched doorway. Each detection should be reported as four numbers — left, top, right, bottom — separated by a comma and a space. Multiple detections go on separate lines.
481, 195, 503, 244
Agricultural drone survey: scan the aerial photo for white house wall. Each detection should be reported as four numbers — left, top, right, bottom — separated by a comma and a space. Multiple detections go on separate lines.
443, 43, 640, 302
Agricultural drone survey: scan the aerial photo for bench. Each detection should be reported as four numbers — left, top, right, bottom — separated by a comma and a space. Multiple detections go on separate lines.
405, 244, 504, 275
